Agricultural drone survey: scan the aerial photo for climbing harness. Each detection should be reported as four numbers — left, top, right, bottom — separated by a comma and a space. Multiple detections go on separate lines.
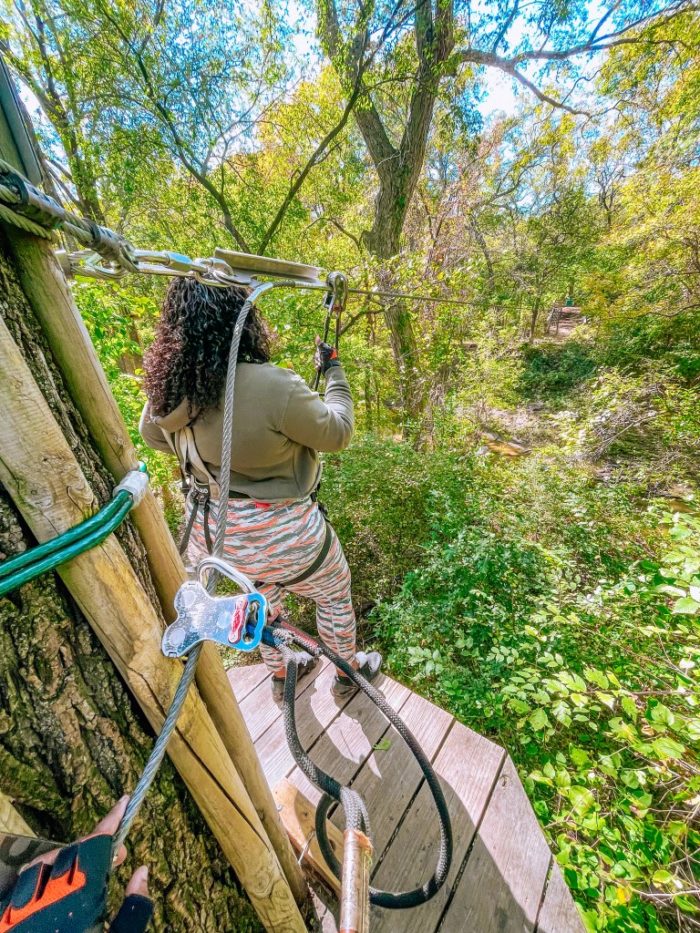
0, 465, 148, 599
0, 158, 455, 915
174, 269, 345, 562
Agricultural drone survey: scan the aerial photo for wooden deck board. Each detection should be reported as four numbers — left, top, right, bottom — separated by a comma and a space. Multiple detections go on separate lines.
228, 660, 271, 702
239, 657, 327, 743
330, 690, 453, 859
287, 674, 411, 807
370, 722, 505, 933
232, 663, 581, 933
536, 862, 585, 933
439, 757, 552, 932
254, 660, 354, 786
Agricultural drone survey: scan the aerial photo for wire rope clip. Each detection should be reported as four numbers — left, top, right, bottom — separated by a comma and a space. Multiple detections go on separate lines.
162, 582, 267, 657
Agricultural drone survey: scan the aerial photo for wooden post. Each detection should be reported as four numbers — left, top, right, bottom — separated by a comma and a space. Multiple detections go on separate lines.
0, 796, 34, 836
4, 228, 308, 908
0, 316, 307, 933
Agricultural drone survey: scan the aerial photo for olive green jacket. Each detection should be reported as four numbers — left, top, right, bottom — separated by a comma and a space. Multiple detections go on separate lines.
139, 363, 353, 501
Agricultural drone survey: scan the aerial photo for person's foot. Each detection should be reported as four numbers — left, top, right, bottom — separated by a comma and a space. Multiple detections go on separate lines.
332, 651, 382, 698
271, 652, 318, 702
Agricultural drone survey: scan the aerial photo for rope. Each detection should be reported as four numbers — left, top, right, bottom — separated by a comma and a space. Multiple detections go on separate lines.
0, 467, 148, 598
0, 158, 136, 270
267, 626, 453, 909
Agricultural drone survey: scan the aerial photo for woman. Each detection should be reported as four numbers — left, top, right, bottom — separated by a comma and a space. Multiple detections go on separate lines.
139, 278, 381, 700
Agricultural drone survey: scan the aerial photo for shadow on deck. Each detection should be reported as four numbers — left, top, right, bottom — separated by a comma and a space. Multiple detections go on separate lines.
228, 659, 585, 933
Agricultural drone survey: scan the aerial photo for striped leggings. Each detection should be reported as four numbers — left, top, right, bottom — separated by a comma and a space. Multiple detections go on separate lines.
188, 496, 356, 675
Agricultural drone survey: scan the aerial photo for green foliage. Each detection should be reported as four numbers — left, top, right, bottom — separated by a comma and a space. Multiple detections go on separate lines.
518, 342, 598, 401
5, 3, 699, 929
357, 442, 699, 931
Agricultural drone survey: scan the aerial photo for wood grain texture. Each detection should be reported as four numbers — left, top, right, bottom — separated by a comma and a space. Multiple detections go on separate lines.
0, 796, 33, 836
441, 757, 552, 933
331, 690, 453, 858
536, 862, 585, 933
230, 662, 274, 702
227, 665, 584, 933
274, 778, 344, 895
254, 661, 356, 788
5, 229, 307, 909
370, 722, 504, 933
0, 317, 305, 933
287, 675, 411, 808
240, 657, 326, 743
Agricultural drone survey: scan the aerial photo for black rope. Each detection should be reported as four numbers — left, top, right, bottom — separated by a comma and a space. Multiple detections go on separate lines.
263, 626, 453, 909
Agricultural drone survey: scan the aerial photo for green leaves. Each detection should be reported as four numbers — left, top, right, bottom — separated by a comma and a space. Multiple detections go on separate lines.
672, 596, 700, 616
650, 736, 686, 760
529, 708, 550, 731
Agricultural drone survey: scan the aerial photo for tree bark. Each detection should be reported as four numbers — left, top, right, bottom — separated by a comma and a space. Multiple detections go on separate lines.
0, 232, 262, 931
319, 0, 454, 425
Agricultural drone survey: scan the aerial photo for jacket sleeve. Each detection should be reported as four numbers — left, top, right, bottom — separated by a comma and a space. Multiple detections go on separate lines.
139, 402, 176, 454
279, 367, 354, 452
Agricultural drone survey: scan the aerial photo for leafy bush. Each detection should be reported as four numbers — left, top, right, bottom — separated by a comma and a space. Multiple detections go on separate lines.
518, 341, 598, 401
368, 448, 699, 932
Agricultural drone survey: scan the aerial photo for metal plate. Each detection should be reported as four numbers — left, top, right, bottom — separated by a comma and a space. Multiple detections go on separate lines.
162, 582, 267, 657
214, 249, 323, 283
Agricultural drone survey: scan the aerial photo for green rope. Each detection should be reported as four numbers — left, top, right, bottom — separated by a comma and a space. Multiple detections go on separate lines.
0, 467, 147, 598
0, 492, 129, 582
0, 495, 133, 597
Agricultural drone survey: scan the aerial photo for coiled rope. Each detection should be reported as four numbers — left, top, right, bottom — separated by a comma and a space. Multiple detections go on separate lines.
266, 626, 453, 909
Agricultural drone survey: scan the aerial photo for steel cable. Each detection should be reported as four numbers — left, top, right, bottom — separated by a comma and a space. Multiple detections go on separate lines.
112, 297, 252, 856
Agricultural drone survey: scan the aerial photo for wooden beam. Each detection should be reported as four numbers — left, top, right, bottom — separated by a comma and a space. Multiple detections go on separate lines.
4, 228, 308, 908
274, 778, 344, 896
0, 795, 34, 837
0, 316, 306, 933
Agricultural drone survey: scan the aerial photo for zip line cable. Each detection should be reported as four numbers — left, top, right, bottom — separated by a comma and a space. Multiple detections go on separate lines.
0, 158, 472, 307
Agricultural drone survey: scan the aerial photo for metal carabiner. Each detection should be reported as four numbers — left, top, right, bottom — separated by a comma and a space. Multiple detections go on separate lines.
313, 271, 348, 391
197, 555, 256, 593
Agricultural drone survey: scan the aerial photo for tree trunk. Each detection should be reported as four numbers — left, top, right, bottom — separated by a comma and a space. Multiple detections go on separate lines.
529, 298, 541, 341
0, 232, 262, 931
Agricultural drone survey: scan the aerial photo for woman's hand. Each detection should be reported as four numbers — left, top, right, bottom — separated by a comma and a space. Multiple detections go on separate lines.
0, 796, 153, 932
314, 335, 341, 375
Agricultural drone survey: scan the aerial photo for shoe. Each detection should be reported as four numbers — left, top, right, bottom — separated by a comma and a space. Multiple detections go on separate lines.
271, 651, 318, 702
332, 651, 382, 698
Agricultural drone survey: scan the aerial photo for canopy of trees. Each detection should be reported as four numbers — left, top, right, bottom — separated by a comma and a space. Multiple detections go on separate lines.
1, 0, 699, 930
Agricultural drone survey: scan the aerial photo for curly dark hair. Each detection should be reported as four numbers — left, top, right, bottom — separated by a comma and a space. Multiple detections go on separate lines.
144, 278, 271, 417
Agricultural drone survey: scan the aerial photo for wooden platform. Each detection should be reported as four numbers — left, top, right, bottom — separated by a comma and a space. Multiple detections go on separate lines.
228, 659, 585, 933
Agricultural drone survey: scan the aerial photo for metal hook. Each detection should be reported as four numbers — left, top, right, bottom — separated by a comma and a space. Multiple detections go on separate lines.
196, 555, 256, 594
313, 271, 348, 390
